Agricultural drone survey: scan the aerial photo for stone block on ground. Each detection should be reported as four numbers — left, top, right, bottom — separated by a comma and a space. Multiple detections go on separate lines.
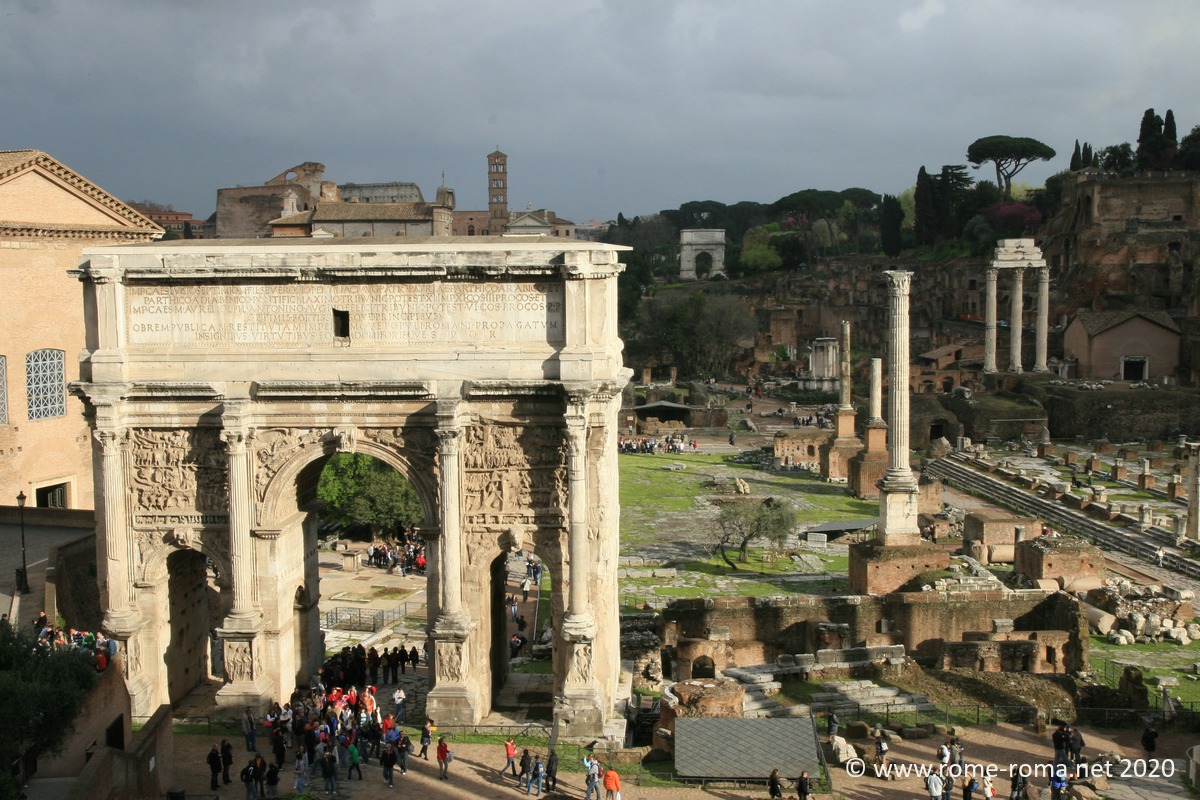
845, 720, 871, 739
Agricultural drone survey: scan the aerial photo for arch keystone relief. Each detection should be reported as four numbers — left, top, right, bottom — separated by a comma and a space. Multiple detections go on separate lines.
73, 238, 630, 737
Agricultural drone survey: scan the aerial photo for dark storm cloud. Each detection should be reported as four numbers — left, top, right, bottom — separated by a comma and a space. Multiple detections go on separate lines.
0, 0, 1195, 223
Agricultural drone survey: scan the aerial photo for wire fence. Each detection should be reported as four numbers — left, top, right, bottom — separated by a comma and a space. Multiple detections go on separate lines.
818, 698, 1200, 732
321, 601, 415, 632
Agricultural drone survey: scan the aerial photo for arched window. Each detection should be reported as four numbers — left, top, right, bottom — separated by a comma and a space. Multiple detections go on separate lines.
26, 349, 66, 420
467, 225, 475, 236
0, 355, 7, 424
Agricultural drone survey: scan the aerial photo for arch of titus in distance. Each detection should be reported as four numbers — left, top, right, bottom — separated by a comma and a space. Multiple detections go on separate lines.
71, 237, 631, 736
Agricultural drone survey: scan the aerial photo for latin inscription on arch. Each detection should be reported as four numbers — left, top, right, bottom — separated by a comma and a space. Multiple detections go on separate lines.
125, 282, 565, 348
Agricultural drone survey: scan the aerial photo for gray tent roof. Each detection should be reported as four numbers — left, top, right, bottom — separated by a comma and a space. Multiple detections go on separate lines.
635, 400, 694, 412
674, 717, 820, 780
807, 519, 879, 534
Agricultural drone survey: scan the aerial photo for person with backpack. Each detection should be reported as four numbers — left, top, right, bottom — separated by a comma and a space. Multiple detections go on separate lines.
925, 771, 945, 800
963, 774, 980, 800
526, 754, 547, 796
239, 758, 258, 800
874, 735, 890, 776
583, 755, 602, 800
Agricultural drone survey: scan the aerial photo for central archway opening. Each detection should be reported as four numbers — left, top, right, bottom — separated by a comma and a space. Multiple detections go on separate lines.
165, 549, 219, 706
490, 549, 556, 720
309, 452, 429, 691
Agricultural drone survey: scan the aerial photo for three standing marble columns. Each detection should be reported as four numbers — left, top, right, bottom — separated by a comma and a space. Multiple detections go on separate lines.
982, 238, 1049, 375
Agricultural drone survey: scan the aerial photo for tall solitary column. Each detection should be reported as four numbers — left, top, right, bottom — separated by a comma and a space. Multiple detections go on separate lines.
878, 270, 920, 544
562, 392, 596, 641
1034, 267, 1050, 372
1009, 267, 1025, 373
1187, 444, 1200, 542
983, 267, 999, 374
221, 427, 260, 628
839, 320, 852, 409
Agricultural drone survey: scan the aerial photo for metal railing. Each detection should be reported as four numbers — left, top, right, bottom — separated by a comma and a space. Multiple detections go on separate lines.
823, 699, 1199, 731
322, 601, 414, 632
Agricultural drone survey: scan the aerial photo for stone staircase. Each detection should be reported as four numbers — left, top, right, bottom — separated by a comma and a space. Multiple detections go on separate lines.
807, 679, 937, 718
723, 661, 936, 719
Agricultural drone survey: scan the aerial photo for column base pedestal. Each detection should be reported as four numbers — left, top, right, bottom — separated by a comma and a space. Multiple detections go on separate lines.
554, 688, 606, 738
425, 683, 481, 726
221, 611, 264, 634
215, 680, 273, 713
103, 608, 142, 638
848, 539, 950, 595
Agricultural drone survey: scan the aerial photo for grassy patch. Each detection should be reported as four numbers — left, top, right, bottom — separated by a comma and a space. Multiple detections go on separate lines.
1091, 634, 1200, 704
512, 659, 554, 675
370, 586, 413, 601
777, 679, 821, 706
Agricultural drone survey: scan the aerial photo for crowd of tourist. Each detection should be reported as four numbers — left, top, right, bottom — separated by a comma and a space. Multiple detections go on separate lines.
13, 610, 116, 672
618, 434, 698, 454
213, 644, 440, 796
365, 532, 427, 575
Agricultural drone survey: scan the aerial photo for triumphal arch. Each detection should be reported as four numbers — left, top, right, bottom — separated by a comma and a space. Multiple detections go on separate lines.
72, 237, 630, 736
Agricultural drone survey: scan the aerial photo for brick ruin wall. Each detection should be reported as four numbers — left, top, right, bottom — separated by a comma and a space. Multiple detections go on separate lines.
662, 590, 1088, 676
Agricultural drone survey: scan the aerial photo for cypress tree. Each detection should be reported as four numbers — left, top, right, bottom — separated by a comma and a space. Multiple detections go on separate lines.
880, 195, 904, 258
914, 167, 936, 246
1136, 108, 1165, 169
1070, 140, 1082, 171
1081, 142, 1093, 167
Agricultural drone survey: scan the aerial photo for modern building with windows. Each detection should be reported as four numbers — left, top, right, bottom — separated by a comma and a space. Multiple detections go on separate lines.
0, 150, 161, 508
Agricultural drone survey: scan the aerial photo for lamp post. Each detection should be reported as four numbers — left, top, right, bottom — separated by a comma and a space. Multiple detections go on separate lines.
15, 491, 28, 594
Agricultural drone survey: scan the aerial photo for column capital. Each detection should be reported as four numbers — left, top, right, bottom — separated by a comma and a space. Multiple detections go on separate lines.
883, 269, 911, 295
985, 266, 999, 281
93, 428, 127, 455
220, 428, 249, 454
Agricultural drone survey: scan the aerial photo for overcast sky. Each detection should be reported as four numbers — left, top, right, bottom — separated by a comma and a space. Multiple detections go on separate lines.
2, 0, 1194, 225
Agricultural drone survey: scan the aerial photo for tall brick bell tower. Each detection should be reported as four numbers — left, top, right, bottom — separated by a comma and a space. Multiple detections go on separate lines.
487, 150, 508, 236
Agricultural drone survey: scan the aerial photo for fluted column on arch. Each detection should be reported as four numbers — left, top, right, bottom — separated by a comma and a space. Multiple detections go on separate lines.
424, 396, 479, 726
215, 402, 270, 709
94, 425, 139, 635
555, 388, 605, 737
